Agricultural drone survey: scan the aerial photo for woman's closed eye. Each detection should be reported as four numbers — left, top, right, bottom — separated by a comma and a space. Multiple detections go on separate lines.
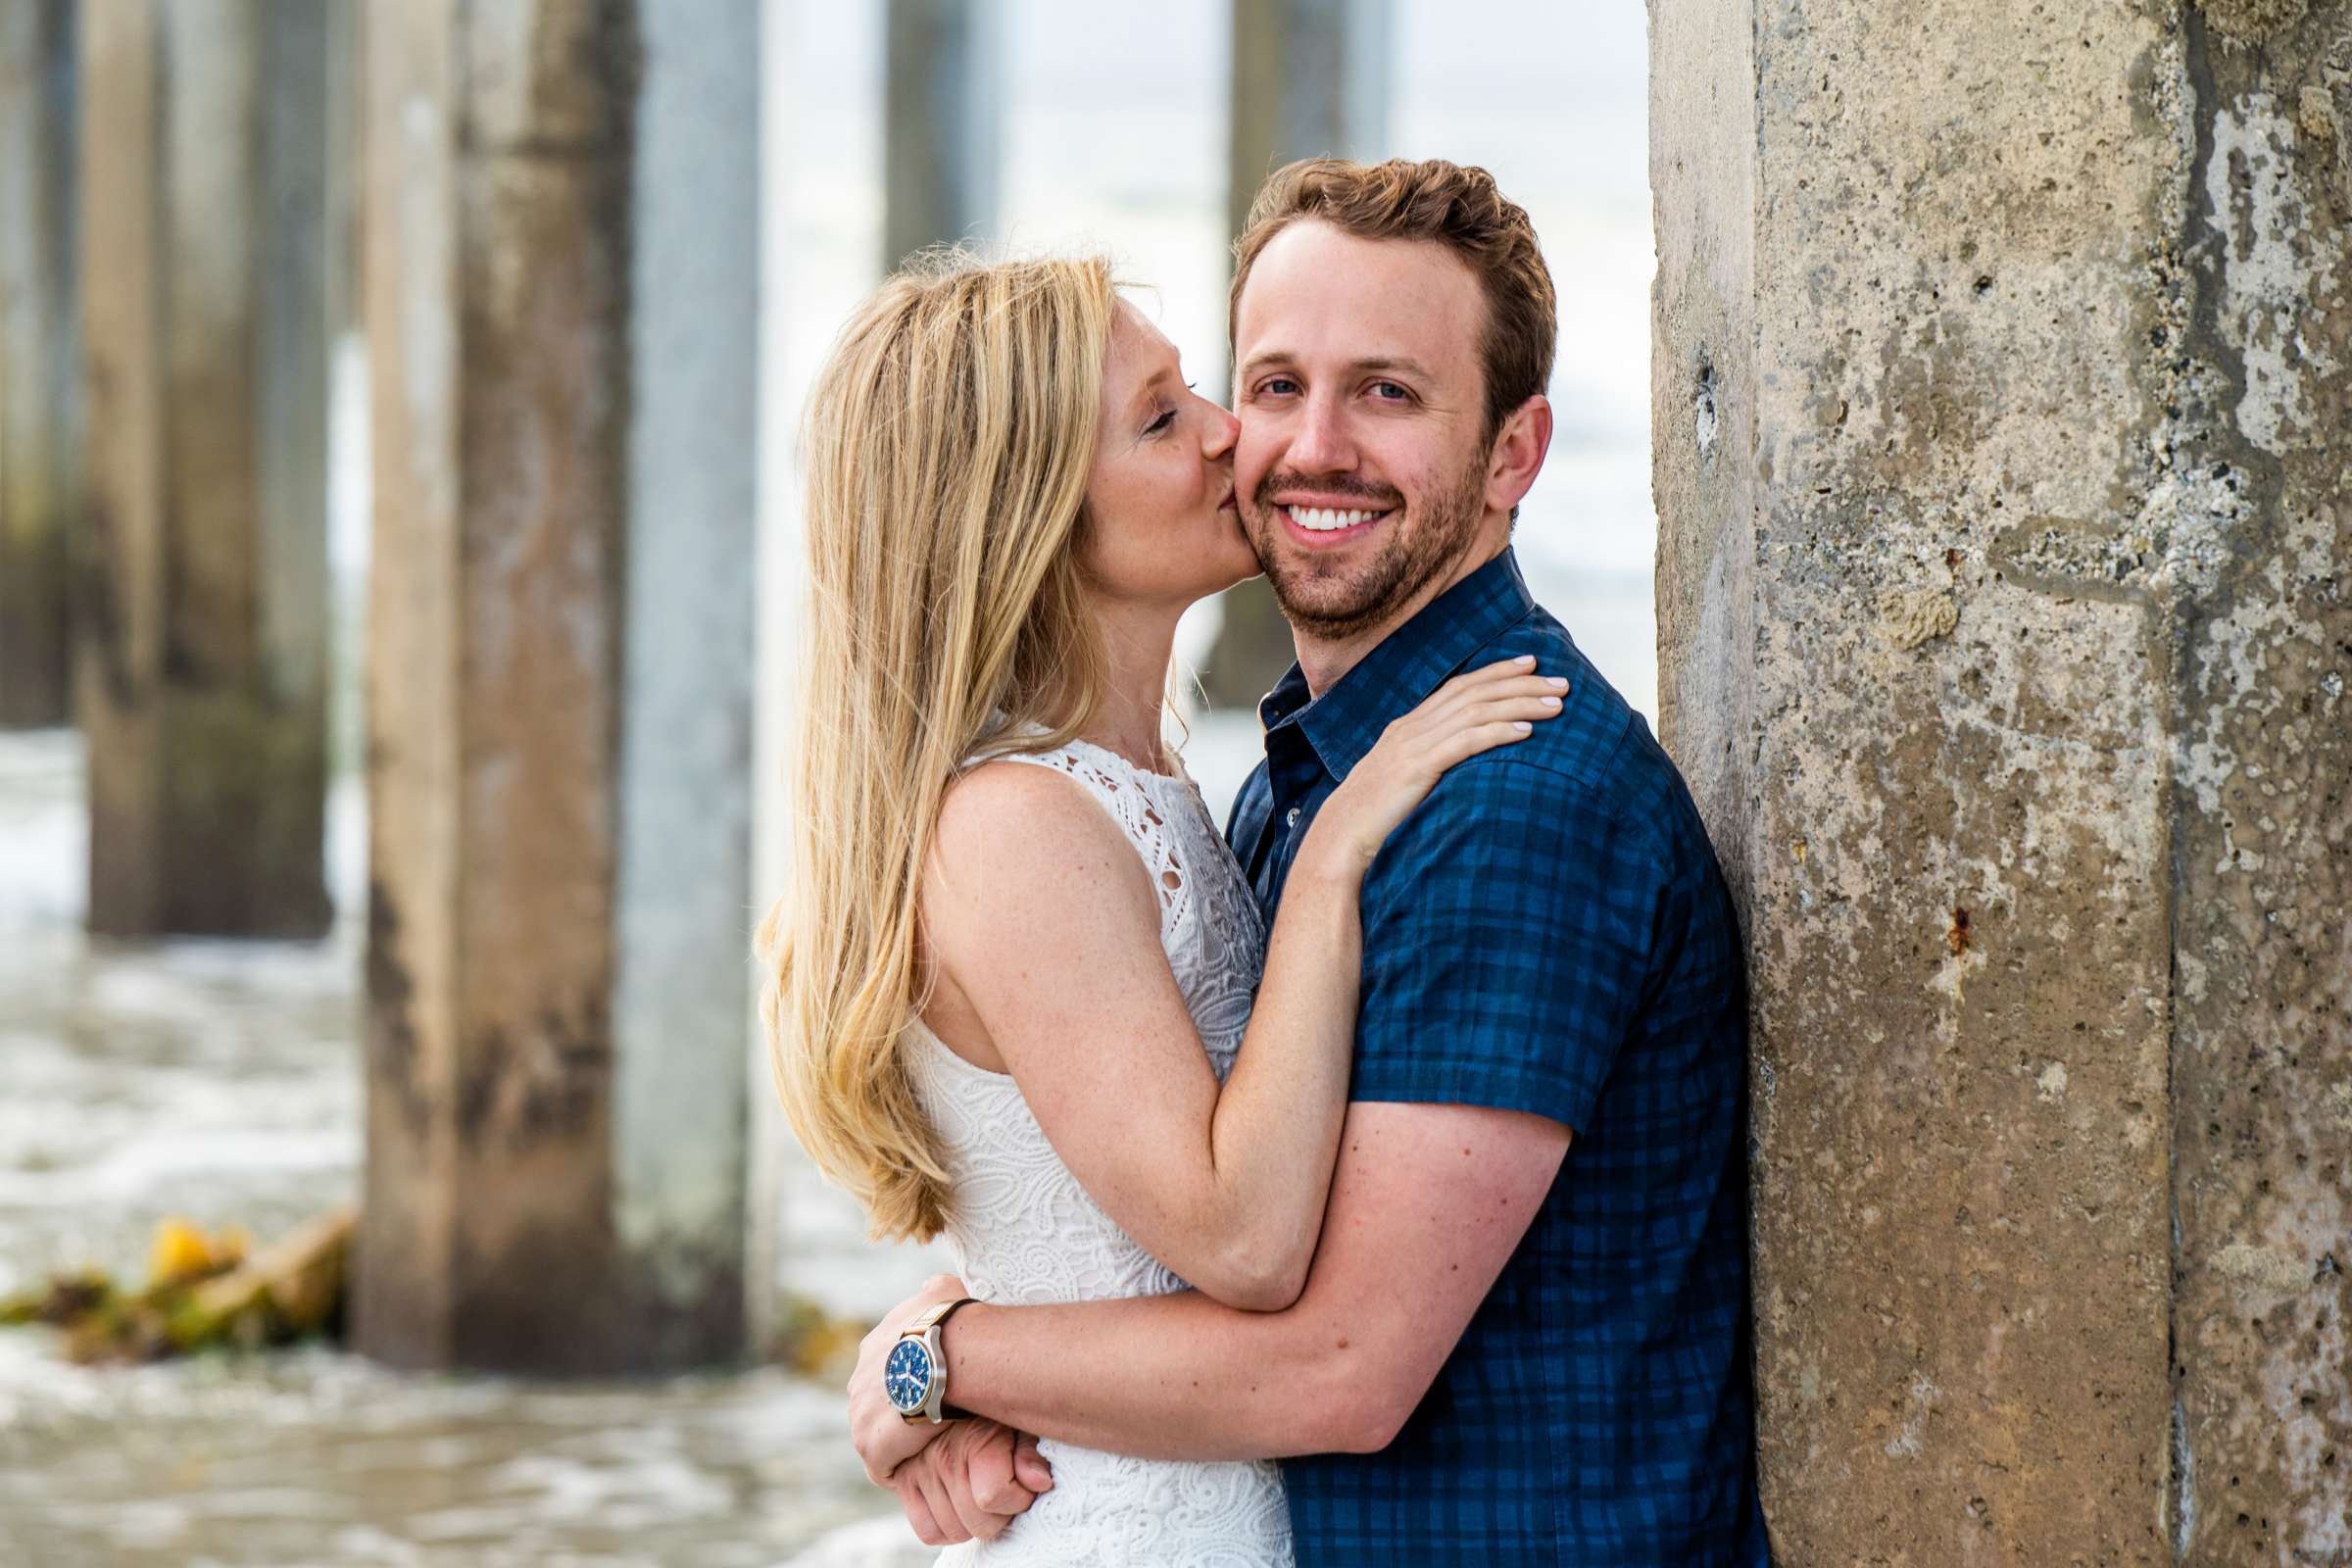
1144, 382, 1200, 437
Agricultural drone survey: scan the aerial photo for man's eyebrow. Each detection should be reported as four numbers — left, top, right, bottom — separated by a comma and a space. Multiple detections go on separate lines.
1346, 355, 1437, 381
1235, 351, 1437, 382
1235, 350, 1292, 381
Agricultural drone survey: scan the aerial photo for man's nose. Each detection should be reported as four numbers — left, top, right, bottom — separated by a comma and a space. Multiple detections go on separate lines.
1286, 391, 1356, 475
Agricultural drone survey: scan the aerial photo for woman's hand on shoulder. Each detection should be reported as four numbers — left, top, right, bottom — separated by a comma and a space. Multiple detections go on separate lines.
1303, 656, 1569, 878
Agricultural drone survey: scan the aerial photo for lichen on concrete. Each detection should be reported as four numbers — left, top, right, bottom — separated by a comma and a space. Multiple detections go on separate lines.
2196, 0, 2315, 44
2301, 81, 2340, 138
1875, 586, 1958, 649
2209, 1239, 2320, 1297
2204, 94, 2341, 456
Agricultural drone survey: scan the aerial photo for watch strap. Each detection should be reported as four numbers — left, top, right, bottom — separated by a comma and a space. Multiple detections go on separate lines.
909, 1295, 981, 1334
927, 1297, 981, 1420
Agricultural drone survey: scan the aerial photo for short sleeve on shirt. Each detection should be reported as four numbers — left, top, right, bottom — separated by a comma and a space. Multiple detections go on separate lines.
1349, 758, 1664, 1133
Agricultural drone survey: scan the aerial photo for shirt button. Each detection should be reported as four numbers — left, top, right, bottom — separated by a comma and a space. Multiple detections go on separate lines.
1286, 807, 1300, 827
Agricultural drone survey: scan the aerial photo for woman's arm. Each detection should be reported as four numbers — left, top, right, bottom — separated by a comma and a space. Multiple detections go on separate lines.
920, 659, 1564, 1310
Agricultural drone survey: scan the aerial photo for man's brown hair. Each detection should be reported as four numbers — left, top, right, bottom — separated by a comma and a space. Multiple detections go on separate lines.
1229, 158, 1558, 444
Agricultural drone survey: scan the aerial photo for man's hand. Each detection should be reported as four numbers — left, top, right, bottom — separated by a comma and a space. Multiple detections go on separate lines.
889, 1419, 1054, 1545
850, 1274, 980, 1485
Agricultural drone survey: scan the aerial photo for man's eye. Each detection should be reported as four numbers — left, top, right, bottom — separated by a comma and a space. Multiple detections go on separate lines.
1261, 377, 1299, 397
1371, 381, 1408, 401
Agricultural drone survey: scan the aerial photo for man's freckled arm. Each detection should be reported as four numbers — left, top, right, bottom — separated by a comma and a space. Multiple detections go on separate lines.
941, 1290, 1326, 1463
936, 1099, 1570, 1463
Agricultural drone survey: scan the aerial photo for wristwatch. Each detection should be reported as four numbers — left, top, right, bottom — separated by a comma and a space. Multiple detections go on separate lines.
883, 1296, 981, 1424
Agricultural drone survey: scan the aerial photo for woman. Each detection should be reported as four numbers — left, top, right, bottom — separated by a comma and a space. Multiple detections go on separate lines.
757, 254, 1563, 1563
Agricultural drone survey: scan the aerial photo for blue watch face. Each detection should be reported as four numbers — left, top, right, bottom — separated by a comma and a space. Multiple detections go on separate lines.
884, 1338, 933, 1413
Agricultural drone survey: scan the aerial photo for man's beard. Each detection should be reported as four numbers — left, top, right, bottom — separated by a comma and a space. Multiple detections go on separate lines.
1246, 445, 1490, 643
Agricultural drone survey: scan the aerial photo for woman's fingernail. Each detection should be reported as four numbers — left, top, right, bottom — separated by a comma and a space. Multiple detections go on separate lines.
1543, 696, 1562, 708
1548, 676, 1568, 688
1513, 721, 1534, 733
1515, 655, 1537, 664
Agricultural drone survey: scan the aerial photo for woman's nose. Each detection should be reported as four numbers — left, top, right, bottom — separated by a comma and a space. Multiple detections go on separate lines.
1200, 401, 1240, 460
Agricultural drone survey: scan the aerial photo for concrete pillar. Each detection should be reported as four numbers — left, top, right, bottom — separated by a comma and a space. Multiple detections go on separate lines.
882, 0, 1000, 270
1226, 0, 1389, 240
1201, 0, 1392, 708
357, 0, 758, 1376
0, 0, 78, 728
745, 0, 799, 1362
323, 0, 362, 348
75, 0, 333, 936
1652, 2, 2352, 1561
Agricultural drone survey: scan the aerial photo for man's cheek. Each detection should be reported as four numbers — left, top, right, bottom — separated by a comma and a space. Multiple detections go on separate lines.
1231, 427, 1278, 498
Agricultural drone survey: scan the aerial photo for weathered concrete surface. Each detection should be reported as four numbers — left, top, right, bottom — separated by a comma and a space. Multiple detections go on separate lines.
1202, 0, 1394, 709
613, 0, 758, 1373
881, 0, 1000, 270
1651, 1, 2351, 1562
0, 0, 78, 729
75, 0, 332, 936
358, 0, 753, 1376
2168, 12, 2352, 1562
359, 0, 628, 1377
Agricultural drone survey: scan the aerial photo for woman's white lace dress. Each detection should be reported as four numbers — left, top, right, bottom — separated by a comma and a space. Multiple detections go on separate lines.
904, 737, 1295, 1566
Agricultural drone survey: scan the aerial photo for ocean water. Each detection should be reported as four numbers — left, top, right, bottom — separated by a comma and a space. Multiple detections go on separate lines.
0, 3, 1653, 1561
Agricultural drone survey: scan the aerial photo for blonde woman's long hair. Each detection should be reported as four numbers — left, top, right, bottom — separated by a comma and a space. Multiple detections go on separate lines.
757, 253, 1117, 1243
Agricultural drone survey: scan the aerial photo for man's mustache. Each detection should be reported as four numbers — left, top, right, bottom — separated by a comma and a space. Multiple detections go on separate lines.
1250, 472, 1405, 510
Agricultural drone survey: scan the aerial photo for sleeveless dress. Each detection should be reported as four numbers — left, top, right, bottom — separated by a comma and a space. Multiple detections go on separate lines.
904, 736, 1296, 1567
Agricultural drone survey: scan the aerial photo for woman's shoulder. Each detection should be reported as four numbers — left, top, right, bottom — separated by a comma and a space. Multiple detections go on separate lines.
941, 746, 1102, 826
931, 750, 1151, 884
921, 752, 1169, 984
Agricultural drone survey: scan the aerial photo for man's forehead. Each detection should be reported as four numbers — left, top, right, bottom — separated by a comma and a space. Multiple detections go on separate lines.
1235, 221, 1483, 370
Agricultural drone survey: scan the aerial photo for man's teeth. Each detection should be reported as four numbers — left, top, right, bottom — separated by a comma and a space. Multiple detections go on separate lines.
1289, 506, 1385, 532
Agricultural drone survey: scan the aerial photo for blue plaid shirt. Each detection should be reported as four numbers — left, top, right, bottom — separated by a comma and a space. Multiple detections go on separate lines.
1229, 549, 1767, 1566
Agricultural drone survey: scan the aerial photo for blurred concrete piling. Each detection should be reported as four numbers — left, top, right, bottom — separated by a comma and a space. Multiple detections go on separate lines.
883, 0, 1002, 270
1200, 0, 1393, 710
356, 0, 758, 1375
1652, 2, 2352, 1559
74, 0, 338, 937
0, 0, 79, 730
1226, 0, 1390, 242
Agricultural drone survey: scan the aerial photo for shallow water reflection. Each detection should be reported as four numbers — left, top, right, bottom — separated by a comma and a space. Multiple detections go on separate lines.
0, 1338, 892, 1567
0, 731, 908, 1566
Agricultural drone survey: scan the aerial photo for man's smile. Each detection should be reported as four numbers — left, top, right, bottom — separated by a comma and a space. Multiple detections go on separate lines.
1271, 495, 1398, 547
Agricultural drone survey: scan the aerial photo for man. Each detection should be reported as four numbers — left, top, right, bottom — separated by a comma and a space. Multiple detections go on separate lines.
851, 158, 1767, 1566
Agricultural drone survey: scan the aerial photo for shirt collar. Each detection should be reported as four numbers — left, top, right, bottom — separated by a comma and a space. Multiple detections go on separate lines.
1257, 547, 1537, 782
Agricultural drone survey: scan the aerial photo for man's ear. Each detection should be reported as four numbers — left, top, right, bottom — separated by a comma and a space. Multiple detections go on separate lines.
1485, 395, 1553, 515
